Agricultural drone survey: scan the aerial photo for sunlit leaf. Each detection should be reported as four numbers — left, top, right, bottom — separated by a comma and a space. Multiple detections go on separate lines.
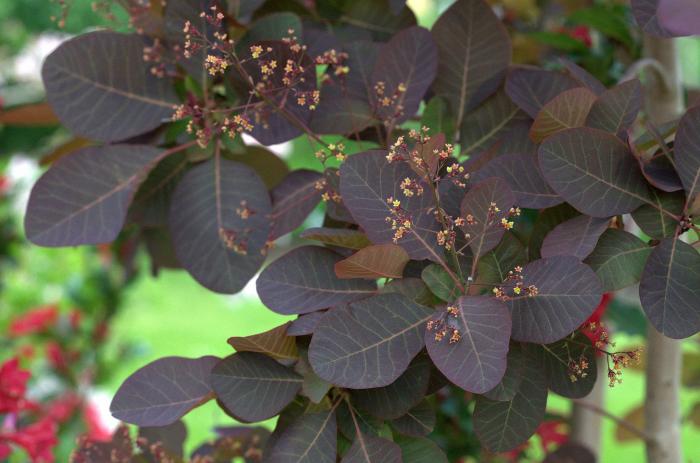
42, 31, 175, 141
227, 322, 298, 360
508, 256, 603, 344
425, 296, 511, 393
211, 352, 302, 422
335, 244, 410, 279
26, 145, 163, 246
530, 88, 597, 143
639, 238, 700, 339
111, 356, 219, 426
309, 293, 433, 388
257, 246, 377, 315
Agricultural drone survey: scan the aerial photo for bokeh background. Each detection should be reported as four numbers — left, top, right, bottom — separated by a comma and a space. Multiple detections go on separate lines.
1, 0, 700, 461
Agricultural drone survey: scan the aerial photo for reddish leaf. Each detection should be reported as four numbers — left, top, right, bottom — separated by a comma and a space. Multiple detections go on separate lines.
335, 244, 409, 279
0, 103, 58, 126
227, 322, 298, 360
530, 88, 597, 143
300, 227, 372, 250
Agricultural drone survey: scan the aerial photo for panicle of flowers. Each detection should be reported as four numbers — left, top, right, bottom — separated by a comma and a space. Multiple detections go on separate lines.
386, 136, 407, 163
607, 348, 643, 387
315, 143, 346, 163
400, 177, 423, 197
219, 228, 248, 255
315, 49, 350, 78
142, 38, 170, 78
313, 176, 341, 203
374, 80, 407, 124
427, 305, 462, 344
567, 353, 590, 382
236, 200, 254, 220
385, 197, 413, 243
222, 114, 254, 139
492, 265, 538, 301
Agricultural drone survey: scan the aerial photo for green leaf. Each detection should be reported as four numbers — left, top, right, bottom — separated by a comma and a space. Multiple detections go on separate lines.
421, 264, 461, 302
674, 104, 700, 200
478, 232, 527, 286
390, 400, 436, 437
460, 90, 526, 155
639, 238, 700, 339
541, 333, 598, 399
584, 229, 651, 291
396, 435, 448, 463
421, 97, 454, 143
300, 227, 372, 250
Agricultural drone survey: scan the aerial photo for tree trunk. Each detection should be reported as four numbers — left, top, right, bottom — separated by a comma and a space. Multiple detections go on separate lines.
570, 357, 606, 456
643, 34, 684, 463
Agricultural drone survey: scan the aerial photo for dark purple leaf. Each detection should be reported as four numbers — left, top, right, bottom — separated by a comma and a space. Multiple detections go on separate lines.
352, 354, 431, 419
639, 153, 683, 193
342, 41, 380, 103
425, 296, 511, 393
390, 400, 436, 437
460, 177, 515, 258
341, 433, 402, 463
460, 90, 528, 156
432, 0, 511, 127
309, 88, 375, 135
544, 443, 596, 463
226, 146, 289, 189
538, 128, 652, 217
473, 153, 563, 209
541, 215, 610, 260
42, 31, 175, 141
396, 435, 448, 463
139, 421, 187, 459
530, 88, 597, 143
110, 356, 219, 426
482, 344, 524, 401
340, 150, 443, 261
421, 97, 455, 143
473, 348, 548, 452
508, 256, 603, 344
211, 352, 302, 422
586, 79, 642, 139
371, 26, 437, 123
657, 0, 700, 36
584, 229, 652, 292
300, 227, 372, 250
382, 278, 436, 306
542, 333, 598, 399
631, 189, 685, 239
257, 246, 376, 315
169, 157, 270, 294
631, 0, 673, 37
343, 0, 417, 41
528, 204, 580, 260
505, 67, 579, 118
266, 409, 338, 463
129, 151, 189, 228
288, 311, 326, 336
672, 104, 700, 200
309, 293, 433, 388
165, 0, 219, 81
337, 403, 383, 441
269, 169, 323, 239
26, 145, 163, 246
640, 238, 700, 339
561, 59, 606, 95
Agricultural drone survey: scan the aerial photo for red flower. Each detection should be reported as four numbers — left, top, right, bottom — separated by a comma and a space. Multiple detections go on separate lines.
9, 305, 59, 337
582, 293, 613, 346
45, 342, 68, 372
83, 401, 112, 442
0, 417, 58, 463
46, 393, 81, 424
0, 358, 32, 414
536, 420, 568, 451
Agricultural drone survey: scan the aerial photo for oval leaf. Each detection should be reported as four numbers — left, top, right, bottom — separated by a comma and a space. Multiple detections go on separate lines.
542, 333, 598, 398
266, 409, 337, 463
530, 88, 597, 143
540, 215, 610, 260
505, 67, 579, 118
639, 238, 700, 339
341, 433, 402, 463
425, 296, 511, 393
584, 229, 652, 291
227, 322, 298, 360
26, 145, 163, 246
432, 0, 511, 126
309, 293, 433, 388
110, 356, 219, 426
257, 246, 376, 315
507, 256, 603, 344
671, 104, 700, 201
586, 79, 642, 139
539, 128, 652, 217
335, 244, 409, 279
43, 31, 175, 141
170, 157, 271, 294
211, 352, 302, 422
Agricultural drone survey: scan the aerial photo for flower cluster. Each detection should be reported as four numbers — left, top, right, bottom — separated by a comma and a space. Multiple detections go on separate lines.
492, 266, 538, 301
385, 197, 413, 243
427, 305, 462, 344
374, 80, 407, 124
567, 353, 590, 383
315, 143, 347, 163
